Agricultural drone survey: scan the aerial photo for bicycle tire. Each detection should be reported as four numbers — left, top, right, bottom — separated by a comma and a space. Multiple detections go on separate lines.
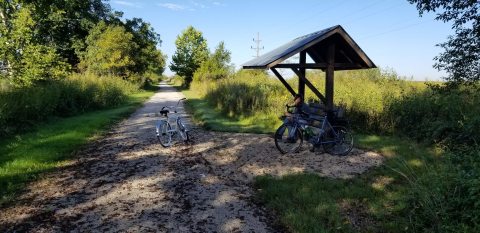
323, 126, 353, 156
274, 123, 303, 154
157, 121, 172, 147
177, 120, 189, 142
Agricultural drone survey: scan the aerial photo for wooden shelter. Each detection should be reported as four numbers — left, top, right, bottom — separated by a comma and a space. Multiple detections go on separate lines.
242, 25, 376, 113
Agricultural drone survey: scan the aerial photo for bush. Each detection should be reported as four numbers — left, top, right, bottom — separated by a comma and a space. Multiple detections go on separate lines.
386, 85, 480, 145
0, 73, 138, 137
202, 70, 288, 117
168, 75, 185, 87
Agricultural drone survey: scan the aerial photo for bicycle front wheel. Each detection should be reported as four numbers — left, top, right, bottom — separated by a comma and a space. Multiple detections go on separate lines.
157, 121, 172, 147
274, 123, 303, 154
323, 126, 353, 156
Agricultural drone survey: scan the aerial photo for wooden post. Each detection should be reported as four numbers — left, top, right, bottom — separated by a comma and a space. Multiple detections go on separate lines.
326, 43, 335, 115
298, 51, 306, 98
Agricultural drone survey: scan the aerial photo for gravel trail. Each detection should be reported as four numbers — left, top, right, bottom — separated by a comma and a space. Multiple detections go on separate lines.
0, 83, 383, 232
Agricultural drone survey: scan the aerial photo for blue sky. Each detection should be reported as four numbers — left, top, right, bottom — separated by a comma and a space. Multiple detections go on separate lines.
110, 0, 453, 81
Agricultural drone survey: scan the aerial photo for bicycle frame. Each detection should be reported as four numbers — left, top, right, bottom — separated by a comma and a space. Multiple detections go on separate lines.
275, 106, 353, 155
292, 114, 339, 146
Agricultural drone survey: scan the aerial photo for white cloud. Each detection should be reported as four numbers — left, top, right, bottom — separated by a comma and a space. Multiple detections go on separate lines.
191, 1, 207, 9
158, 1, 225, 11
112, 0, 142, 8
212, 1, 226, 6
158, 3, 187, 11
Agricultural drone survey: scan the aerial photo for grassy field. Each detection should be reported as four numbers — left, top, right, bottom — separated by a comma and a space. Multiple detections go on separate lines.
0, 90, 155, 206
177, 81, 468, 232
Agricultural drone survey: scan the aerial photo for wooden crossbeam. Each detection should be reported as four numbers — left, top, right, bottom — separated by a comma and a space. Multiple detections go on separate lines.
291, 68, 327, 104
272, 63, 362, 69
271, 68, 296, 97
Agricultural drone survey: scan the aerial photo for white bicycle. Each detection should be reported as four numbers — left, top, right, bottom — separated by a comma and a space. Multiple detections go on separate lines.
155, 98, 190, 147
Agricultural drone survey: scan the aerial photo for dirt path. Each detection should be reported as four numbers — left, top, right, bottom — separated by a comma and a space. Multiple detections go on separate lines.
0, 83, 384, 233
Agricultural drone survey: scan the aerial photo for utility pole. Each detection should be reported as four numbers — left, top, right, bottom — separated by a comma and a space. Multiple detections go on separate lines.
251, 32, 264, 57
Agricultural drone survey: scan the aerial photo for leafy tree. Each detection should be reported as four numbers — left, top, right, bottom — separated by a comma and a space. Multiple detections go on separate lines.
82, 21, 137, 76
16, 44, 70, 86
194, 41, 232, 81
0, 3, 69, 86
0, 0, 111, 68
170, 26, 209, 87
125, 18, 166, 76
0, 0, 166, 85
408, 0, 479, 84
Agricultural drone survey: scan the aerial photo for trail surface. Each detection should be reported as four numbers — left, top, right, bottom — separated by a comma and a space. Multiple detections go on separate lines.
0, 83, 383, 232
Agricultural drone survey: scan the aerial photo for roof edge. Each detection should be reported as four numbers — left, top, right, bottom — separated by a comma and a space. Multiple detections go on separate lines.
265, 25, 341, 69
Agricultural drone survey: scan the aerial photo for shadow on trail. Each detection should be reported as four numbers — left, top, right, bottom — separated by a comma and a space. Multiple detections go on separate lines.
0, 128, 284, 232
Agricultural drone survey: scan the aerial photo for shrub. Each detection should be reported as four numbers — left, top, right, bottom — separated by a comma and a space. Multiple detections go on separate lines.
385, 84, 480, 145
0, 73, 138, 138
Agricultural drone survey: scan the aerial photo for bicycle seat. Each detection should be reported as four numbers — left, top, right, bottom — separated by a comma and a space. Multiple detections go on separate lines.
160, 109, 169, 116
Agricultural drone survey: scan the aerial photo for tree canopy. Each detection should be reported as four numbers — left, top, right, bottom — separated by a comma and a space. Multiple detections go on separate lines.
408, 0, 480, 84
125, 18, 166, 76
82, 22, 137, 76
0, 0, 166, 86
193, 41, 232, 81
170, 26, 209, 87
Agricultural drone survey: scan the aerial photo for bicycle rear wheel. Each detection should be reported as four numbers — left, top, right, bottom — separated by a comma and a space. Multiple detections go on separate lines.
323, 126, 353, 156
157, 121, 172, 147
274, 123, 303, 154
177, 119, 190, 142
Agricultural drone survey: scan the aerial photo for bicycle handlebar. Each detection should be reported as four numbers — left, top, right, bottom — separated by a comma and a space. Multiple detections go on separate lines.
160, 98, 187, 115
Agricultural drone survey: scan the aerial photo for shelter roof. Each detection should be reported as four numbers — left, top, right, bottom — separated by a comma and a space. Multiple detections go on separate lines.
242, 25, 376, 70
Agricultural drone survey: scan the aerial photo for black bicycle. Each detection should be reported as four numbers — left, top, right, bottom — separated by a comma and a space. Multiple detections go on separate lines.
274, 106, 353, 155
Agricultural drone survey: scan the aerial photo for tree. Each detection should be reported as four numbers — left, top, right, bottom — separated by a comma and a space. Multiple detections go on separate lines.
82, 21, 137, 76
125, 18, 166, 75
0, 0, 166, 84
0, 3, 69, 86
193, 41, 232, 81
408, 0, 479, 84
170, 26, 208, 87
0, 0, 111, 69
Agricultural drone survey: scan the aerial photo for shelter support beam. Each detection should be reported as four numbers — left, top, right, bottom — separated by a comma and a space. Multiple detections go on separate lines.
291, 68, 326, 104
271, 68, 296, 97
326, 43, 335, 112
272, 63, 362, 69
298, 51, 306, 98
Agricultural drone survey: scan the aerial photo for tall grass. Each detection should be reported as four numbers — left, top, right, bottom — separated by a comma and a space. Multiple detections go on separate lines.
191, 68, 429, 134
0, 73, 139, 138
188, 67, 480, 231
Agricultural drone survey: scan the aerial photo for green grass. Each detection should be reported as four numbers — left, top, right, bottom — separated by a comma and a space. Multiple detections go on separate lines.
0, 90, 155, 206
